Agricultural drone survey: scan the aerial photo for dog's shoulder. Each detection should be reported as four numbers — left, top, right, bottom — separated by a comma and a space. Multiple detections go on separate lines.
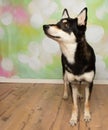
75, 40, 95, 63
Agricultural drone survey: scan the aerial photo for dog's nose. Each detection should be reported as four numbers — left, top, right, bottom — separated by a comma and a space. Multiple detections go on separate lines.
43, 25, 49, 30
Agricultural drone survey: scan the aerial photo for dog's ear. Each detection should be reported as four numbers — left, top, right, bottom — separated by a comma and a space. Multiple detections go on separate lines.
77, 7, 87, 26
62, 8, 70, 18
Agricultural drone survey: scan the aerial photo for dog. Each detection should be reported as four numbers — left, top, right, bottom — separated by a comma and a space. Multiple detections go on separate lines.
43, 7, 96, 126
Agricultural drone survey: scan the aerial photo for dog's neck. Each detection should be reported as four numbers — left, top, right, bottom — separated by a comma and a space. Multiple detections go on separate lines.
59, 42, 78, 64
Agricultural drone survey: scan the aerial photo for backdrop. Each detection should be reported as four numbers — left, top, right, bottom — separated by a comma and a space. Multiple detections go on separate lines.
0, 0, 108, 80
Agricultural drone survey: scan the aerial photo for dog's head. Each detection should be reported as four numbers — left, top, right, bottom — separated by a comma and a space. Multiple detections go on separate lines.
43, 8, 87, 44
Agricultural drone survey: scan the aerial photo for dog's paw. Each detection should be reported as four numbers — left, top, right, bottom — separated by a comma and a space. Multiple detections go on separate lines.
84, 112, 91, 122
69, 114, 78, 126
63, 93, 68, 100
69, 119, 77, 126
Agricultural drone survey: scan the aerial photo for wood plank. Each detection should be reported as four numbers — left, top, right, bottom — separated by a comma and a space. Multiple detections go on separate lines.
35, 84, 63, 130
0, 84, 65, 130
1, 83, 52, 130
81, 85, 108, 130
91, 85, 108, 130
0, 83, 14, 102
86, 85, 102, 130
0, 83, 108, 130
0, 83, 33, 130
0, 84, 30, 117
23, 84, 63, 130
52, 97, 78, 130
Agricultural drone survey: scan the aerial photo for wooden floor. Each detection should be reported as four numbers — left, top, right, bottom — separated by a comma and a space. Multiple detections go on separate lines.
0, 83, 108, 130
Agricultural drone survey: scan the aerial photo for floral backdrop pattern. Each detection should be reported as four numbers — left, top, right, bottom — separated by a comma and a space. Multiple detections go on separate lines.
0, 0, 108, 80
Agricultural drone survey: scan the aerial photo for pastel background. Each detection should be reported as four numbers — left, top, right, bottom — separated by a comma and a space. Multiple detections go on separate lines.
0, 0, 108, 80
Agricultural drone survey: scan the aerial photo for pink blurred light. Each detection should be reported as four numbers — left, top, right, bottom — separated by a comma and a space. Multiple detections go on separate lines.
0, 65, 14, 78
13, 6, 29, 24
1, 5, 29, 24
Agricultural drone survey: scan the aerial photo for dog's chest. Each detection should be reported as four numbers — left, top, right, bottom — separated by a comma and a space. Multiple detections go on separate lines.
60, 43, 77, 64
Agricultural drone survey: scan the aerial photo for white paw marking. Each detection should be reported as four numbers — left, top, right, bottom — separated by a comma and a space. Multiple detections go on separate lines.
69, 113, 78, 126
63, 93, 68, 100
84, 112, 91, 122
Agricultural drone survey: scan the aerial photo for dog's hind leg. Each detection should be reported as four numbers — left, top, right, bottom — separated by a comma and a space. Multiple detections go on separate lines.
84, 82, 93, 122
70, 85, 78, 126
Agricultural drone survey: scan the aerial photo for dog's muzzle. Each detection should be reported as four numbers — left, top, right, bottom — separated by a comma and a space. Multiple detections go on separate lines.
43, 25, 60, 39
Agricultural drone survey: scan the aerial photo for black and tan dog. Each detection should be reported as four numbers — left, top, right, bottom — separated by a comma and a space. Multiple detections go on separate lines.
43, 8, 96, 126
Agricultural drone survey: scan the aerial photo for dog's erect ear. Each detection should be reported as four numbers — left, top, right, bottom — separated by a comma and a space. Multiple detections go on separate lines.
62, 8, 70, 18
77, 8, 87, 26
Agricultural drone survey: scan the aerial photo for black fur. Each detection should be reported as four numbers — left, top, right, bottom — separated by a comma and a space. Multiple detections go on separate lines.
43, 7, 96, 97
61, 39, 96, 75
43, 8, 96, 125
57, 11, 96, 77
60, 9, 95, 98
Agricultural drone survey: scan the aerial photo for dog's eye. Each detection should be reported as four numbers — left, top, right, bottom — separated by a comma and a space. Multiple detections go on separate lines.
64, 22, 69, 27
57, 20, 69, 29
63, 22, 69, 28
61, 20, 69, 28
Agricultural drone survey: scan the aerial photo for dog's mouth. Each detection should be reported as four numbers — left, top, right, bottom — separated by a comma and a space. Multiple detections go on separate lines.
43, 25, 60, 39
45, 32, 60, 39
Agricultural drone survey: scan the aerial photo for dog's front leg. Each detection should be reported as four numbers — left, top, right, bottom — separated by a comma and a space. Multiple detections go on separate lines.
70, 85, 78, 126
63, 80, 68, 100
84, 83, 92, 122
